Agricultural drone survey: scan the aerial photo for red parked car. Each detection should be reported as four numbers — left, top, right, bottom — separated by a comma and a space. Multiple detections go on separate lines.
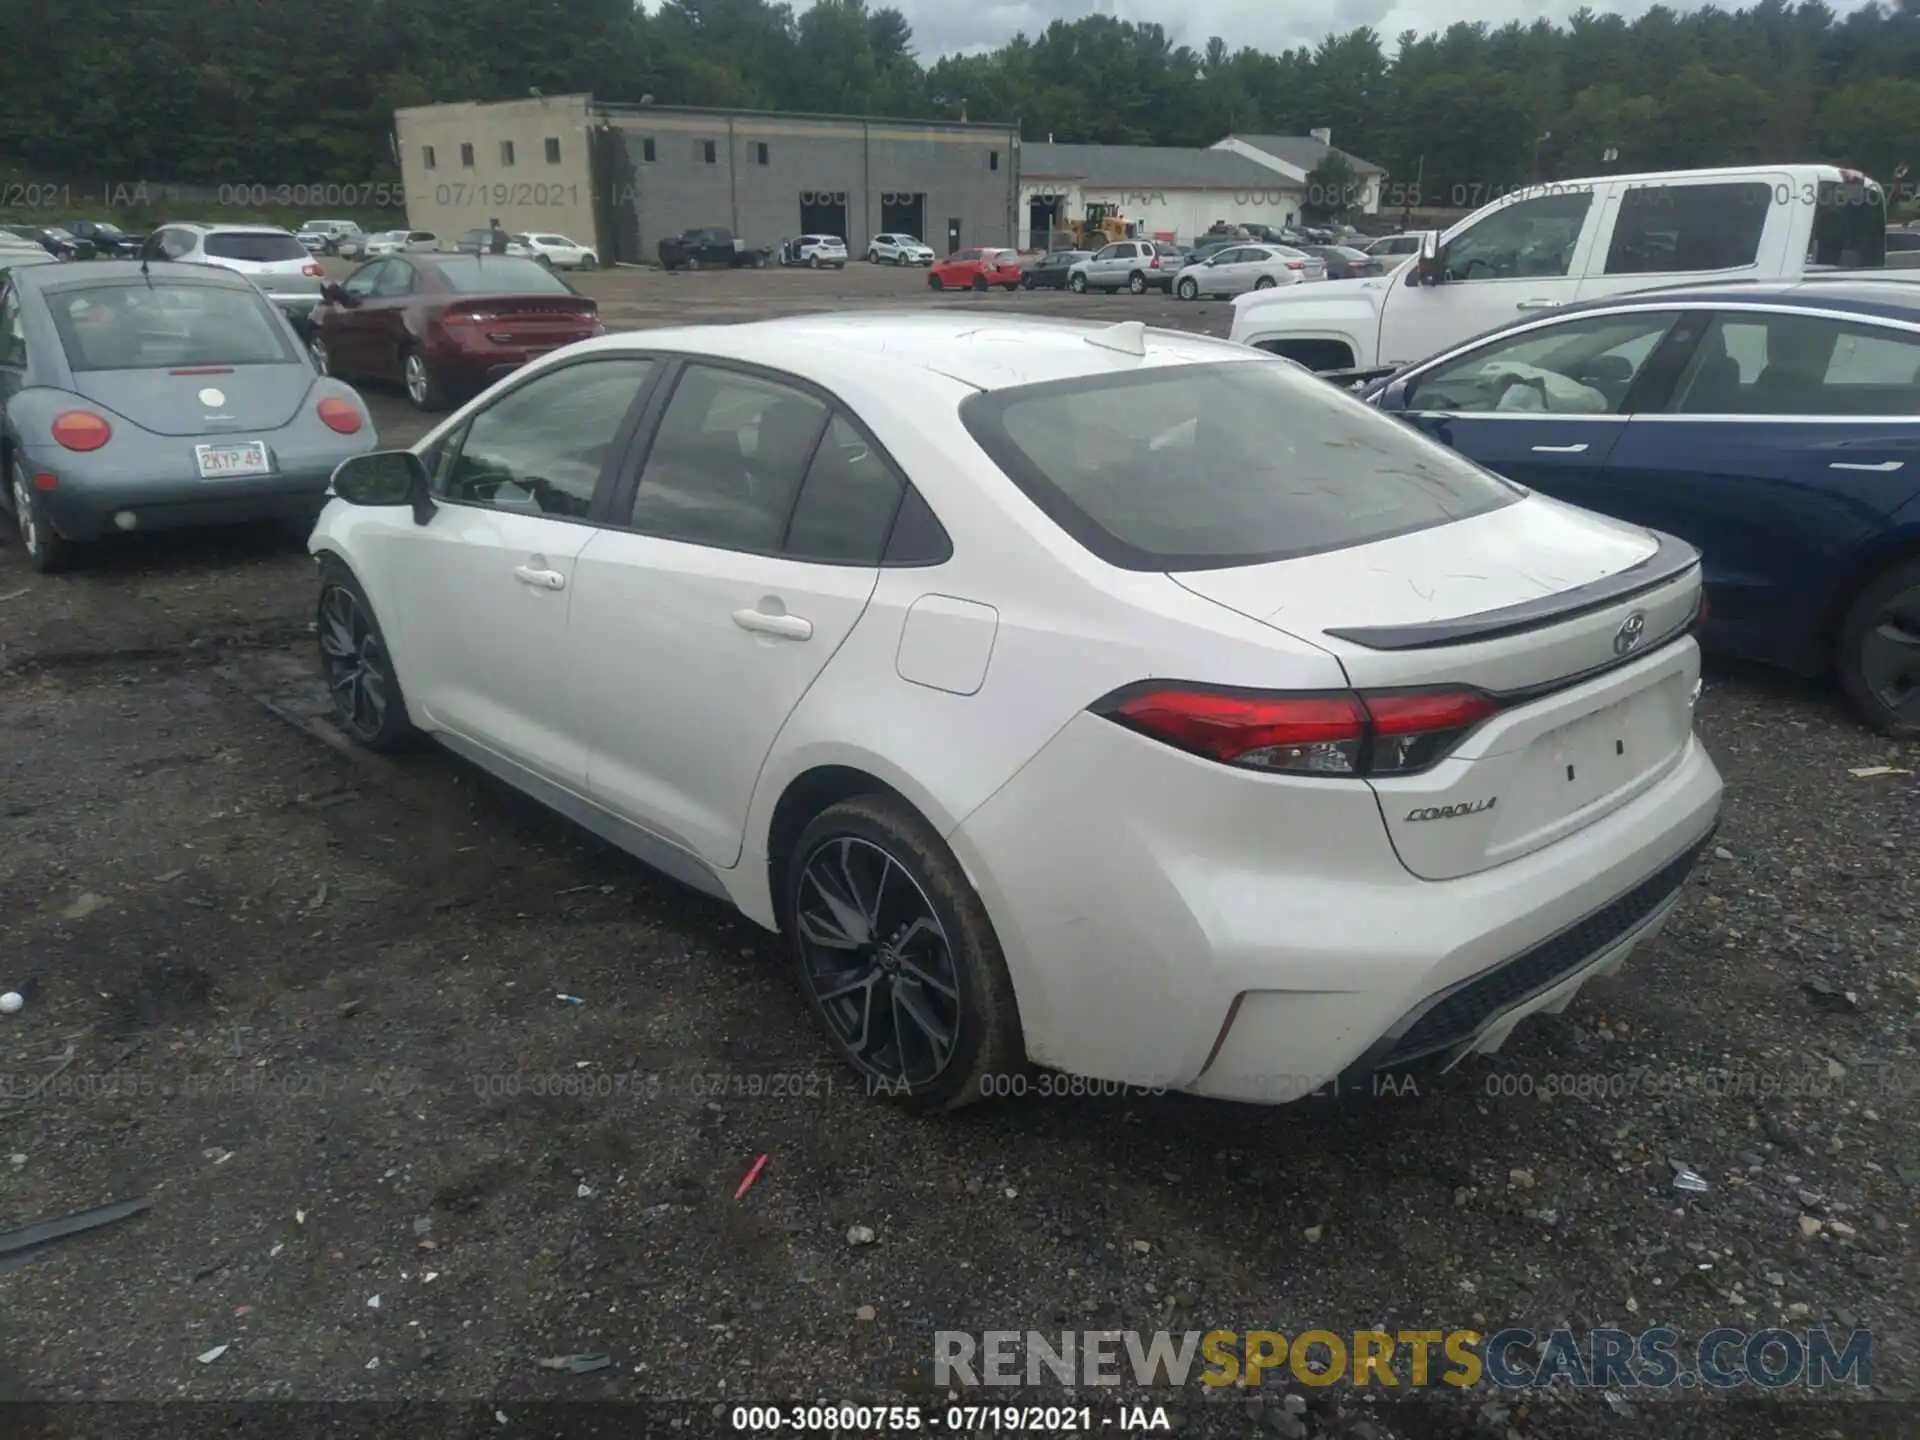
309, 254, 604, 411
928, 247, 1023, 292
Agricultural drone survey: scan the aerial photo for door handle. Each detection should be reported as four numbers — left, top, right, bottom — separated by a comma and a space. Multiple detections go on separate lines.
512, 565, 566, 591
1515, 299, 1560, 310
1531, 443, 1590, 454
732, 608, 812, 640
1830, 460, 1904, 472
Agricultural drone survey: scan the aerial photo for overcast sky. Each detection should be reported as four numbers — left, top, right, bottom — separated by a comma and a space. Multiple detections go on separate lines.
827, 0, 1880, 59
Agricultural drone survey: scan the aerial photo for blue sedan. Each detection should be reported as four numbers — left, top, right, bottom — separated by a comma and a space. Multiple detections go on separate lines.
1360, 279, 1920, 736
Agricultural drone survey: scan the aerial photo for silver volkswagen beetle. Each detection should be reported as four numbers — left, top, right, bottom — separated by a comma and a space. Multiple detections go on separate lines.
1, 260, 376, 572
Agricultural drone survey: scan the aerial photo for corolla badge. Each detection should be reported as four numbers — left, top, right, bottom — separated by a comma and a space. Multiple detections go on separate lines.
1613, 611, 1647, 657
198, 388, 226, 407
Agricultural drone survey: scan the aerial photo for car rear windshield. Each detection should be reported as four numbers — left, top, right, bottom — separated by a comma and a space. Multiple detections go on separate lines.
428, 257, 572, 293
49, 282, 296, 371
204, 231, 308, 262
959, 358, 1522, 571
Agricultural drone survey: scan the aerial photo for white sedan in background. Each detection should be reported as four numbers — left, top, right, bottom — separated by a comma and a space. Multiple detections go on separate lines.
310, 313, 1721, 1111
1176, 243, 1322, 299
514, 232, 600, 270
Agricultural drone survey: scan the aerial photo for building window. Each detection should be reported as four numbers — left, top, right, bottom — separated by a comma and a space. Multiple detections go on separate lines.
422, 145, 436, 170
545, 137, 561, 164
500, 139, 516, 166
642, 137, 656, 163
989, 151, 999, 171
756, 142, 769, 165
701, 139, 717, 164
460, 142, 474, 168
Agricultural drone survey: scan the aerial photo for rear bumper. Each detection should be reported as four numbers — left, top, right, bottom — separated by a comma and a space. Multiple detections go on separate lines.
24, 440, 371, 541
948, 712, 1724, 1103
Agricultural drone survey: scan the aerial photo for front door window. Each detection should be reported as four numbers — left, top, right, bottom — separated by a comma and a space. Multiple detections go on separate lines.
1440, 191, 1594, 283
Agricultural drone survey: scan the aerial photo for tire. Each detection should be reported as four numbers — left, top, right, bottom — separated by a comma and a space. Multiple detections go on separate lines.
1255, 275, 1278, 290
316, 556, 418, 751
580, 254, 597, 271
687, 256, 701, 272
785, 794, 1025, 1112
867, 251, 879, 264
810, 254, 821, 269
401, 346, 448, 413
9, 454, 75, 573
971, 275, 987, 292
1128, 271, 1147, 294
1837, 555, 1920, 737
536, 253, 553, 268
927, 274, 944, 290
1177, 277, 1198, 301
1069, 273, 1087, 293
750, 253, 765, 269
1021, 275, 1034, 289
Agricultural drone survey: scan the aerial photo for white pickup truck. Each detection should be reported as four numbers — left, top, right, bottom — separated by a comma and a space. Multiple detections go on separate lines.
1229, 163, 1888, 373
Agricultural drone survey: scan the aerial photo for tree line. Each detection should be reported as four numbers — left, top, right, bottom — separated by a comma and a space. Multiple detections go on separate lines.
3, 0, 1919, 208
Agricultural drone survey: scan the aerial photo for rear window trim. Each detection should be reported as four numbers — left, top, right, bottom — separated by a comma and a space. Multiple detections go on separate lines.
957, 359, 1526, 573
202, 231, 311, 262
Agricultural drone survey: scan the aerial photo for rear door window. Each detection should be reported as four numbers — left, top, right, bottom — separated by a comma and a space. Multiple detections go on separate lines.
782, 414, 907, 565
1668, 311, 1920, 416
203, 231, 309, 262
960, 358, 1520, 571
1603, 182, 1771, 274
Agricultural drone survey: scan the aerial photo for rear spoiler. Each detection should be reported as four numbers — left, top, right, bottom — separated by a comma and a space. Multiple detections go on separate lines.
1323, 531, 1703, 651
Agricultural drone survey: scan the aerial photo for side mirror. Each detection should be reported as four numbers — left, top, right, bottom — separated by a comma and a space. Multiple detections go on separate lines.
330, 451, 435, 526
1377, 377, 1411, 412
1413, 232, 1444, 286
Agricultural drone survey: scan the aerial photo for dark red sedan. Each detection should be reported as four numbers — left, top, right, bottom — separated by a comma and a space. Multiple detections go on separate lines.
309, 254, 603, 411
927, 247, 1023, 292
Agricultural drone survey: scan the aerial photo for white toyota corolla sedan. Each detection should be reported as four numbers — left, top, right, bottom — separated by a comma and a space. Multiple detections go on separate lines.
310, 313, 1723, 1112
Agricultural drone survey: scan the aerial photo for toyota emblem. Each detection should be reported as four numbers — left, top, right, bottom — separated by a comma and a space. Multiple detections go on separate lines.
1613, 611, 1647, 656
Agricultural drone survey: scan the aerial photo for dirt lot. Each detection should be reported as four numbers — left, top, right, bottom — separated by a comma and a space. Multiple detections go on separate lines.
0, 263, 1915, 1439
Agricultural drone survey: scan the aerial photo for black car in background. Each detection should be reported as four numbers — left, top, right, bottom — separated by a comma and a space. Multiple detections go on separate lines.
1293, 242, 1385, 280
1021, 248, 1091, 289
2, 225, 88, 259
62, 220, 144, 257
657, 226, 771, 270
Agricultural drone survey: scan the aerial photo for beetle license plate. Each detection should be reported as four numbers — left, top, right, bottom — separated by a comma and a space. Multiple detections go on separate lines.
195, 442, 272, 479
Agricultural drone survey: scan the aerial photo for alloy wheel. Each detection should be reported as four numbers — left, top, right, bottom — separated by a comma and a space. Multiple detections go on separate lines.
11, 464, 40, 557
794, 836, 961, 1087
404, 353, 428, 407
318, 584, 390, 739
1859, 583, 1920, 722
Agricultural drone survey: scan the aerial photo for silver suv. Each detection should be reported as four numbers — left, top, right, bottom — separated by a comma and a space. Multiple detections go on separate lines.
1068, 239, 1186, 295
140, 223, 326, 322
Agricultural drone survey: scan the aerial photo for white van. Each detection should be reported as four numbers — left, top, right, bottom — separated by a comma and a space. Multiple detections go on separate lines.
1230, 164, 1888, 372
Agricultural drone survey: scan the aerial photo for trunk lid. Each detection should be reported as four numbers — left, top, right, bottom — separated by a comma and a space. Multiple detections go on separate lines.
1171, 498, 1704, 880
68, 364, 319, 437
439, 295, 599, 345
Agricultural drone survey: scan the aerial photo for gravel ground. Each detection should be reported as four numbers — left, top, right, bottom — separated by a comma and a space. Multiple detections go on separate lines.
0, 265, 1914, 1439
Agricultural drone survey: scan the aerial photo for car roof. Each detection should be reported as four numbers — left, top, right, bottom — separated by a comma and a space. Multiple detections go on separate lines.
10, 259, 257, 292
1503, 275, 1920, 327
164, 222, 299, 235
555, 312, 1261, 393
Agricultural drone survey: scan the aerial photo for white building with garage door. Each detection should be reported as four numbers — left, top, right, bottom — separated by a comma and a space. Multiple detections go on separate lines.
1019, 133, 1384, 249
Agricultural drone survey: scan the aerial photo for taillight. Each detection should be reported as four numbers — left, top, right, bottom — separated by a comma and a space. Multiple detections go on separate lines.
1095, 685, 1501, 777
1150, 254, 1161, 268
52, 411, 111, 451
317, 397, 363, 434
302, 262, 324, 277
444, 311, 498, 326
